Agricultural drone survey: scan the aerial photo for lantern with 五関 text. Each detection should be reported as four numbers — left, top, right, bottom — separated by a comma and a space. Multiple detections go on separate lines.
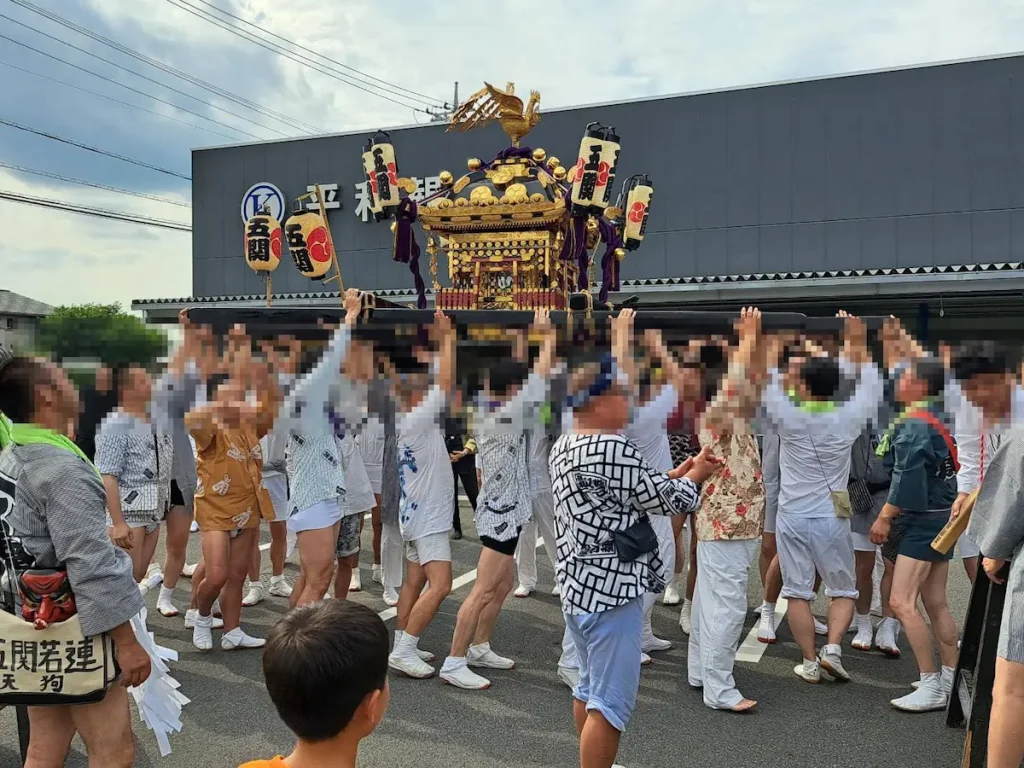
244, 207, 282, 305
620, 175, 653, 251
361, 130, 402, 221
570, 122, 620, 217
285, 200, 334, 280
244, 210, 283, 272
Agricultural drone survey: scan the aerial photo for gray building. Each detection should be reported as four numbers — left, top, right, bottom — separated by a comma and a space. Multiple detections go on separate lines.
0, 289, 52, 355
134, 53, 1024, 339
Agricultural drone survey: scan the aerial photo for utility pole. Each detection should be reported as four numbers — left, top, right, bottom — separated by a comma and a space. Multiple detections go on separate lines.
427, 82, 458, 122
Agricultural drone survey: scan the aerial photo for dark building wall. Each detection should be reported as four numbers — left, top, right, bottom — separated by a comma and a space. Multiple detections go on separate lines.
192, 55, 1024, 299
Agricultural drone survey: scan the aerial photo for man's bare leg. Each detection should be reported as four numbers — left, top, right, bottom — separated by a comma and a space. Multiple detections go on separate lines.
989, 657, 1024, 768
579, 710, 621, 768
25, 704, 76, 768
72, 685, 136, 768
295, 524, 339, 606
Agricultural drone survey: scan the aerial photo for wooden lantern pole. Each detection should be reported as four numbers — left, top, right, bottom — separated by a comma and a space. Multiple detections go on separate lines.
313, 183, 345, 303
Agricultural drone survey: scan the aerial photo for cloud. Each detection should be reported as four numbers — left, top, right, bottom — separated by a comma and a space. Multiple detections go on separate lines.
2, 0, 1024, 313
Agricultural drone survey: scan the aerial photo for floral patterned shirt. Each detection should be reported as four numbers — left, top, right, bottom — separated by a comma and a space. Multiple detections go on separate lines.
696, 361, 765, 542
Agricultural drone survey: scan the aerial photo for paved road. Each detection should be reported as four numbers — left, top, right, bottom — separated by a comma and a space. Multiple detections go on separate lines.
0, 505, 971, 767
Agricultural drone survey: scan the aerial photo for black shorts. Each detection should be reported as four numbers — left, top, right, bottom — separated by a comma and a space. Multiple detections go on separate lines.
480, 527, 522, 556
170, 480, 185, 508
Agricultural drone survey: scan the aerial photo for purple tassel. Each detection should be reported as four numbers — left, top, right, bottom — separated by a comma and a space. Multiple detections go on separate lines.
598, 217, 624, 304
394, 198, 427, 309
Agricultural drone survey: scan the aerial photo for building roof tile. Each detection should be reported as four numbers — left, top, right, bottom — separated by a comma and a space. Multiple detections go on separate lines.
0, 290, 52, 317
131, 262, 1024, 306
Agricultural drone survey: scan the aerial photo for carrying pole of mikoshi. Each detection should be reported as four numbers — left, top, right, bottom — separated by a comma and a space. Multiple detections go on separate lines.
265, 274, 272, 307
314, 183, 345, 302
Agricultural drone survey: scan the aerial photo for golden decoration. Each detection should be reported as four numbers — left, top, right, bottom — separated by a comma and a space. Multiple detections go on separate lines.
390, 222, 398, 233
499, 195, 510, 204
447, 82, 542, 147
566, 165, 577, 183
532, 148, 547, 162
397, 177, 419, 194
547, 156, 560, 169
470, 186, 495, 204
505, 183, 528, 200
530, 193, 545, 203
492, 170, 515, 188
467, 158, 483, 171
439, 170, 454, 186
453, 175, 472, 193
604, 206, 624, 221
454, 197, 469, 207
553, 166, 567, 181
614, 247, 627, 262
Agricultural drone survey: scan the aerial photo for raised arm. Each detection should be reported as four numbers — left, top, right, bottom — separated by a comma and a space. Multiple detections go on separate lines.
611, 308, 637, 390
434, 309, 456, 395
642, 327, 685, 397
282, 290, 361, 422
248, 356, 282, 439
702, 307, 763, 436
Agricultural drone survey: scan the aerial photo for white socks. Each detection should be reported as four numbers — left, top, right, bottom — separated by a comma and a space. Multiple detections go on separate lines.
394, 630, 420, 658
158, 586, 175, 605
223, 627, 245, 643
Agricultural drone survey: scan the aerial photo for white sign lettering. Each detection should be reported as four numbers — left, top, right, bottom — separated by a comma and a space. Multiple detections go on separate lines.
353, 175, 442, 222
305, 183, 341, 211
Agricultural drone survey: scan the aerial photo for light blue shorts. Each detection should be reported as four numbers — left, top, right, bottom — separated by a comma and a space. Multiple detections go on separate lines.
564, 597, 643, 732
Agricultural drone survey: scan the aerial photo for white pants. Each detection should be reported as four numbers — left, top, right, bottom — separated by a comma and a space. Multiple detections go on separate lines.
642, 516, 677, 636
776, 514, 859, 601
381, 522, 404, 589
515, 492, 558, 590
687, 538, 758, 709
560, 625, 579, 670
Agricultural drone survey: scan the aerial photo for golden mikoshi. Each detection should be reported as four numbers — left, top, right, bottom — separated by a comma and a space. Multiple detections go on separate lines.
358, 81, 655, 310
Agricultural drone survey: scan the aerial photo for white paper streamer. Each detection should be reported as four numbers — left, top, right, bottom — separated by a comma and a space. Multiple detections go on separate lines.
128, 608, 189, 757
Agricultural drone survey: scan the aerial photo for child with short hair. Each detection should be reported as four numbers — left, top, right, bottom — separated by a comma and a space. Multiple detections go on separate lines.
239, 601, 390, 768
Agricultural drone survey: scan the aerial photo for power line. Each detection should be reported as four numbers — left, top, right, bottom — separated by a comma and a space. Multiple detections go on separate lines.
164, 0, 434, 114
6, 0, 321, 136
0, 59, 243, 143
191, 0, 445, 108
0, 8, 292, 139
0, 116, 191, 181
0, 160, 190, 207
0, 189, 191, 231
0, 27, 258, 140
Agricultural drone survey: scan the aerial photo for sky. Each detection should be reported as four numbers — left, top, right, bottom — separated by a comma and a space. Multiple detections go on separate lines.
1, 0, 1023, 315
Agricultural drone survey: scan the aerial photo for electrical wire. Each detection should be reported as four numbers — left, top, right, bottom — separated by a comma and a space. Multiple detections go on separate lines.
0, 117, 191, 181
0, 189, 191, 231
0, 29, 258, 140
190, 0, 445, 107
164, 0, 433, 114
0, 160, 189, 207
0, 59, 242, 143
5, 0, 321, 136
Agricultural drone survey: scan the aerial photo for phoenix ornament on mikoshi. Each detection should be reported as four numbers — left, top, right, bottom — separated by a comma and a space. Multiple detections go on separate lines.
447, 82, 542, 147
360, 82, 654, 311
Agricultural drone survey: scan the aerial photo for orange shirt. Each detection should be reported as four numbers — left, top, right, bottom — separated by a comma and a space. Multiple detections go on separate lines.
239, 759, 286, 768
187, 405, 275, 532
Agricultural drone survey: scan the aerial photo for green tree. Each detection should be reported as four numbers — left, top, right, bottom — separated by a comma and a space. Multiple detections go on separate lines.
37, 304, 168, 369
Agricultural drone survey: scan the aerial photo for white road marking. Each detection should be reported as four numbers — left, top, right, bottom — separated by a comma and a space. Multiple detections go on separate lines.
735, 598, 788, 663
377, 537, 547, 622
